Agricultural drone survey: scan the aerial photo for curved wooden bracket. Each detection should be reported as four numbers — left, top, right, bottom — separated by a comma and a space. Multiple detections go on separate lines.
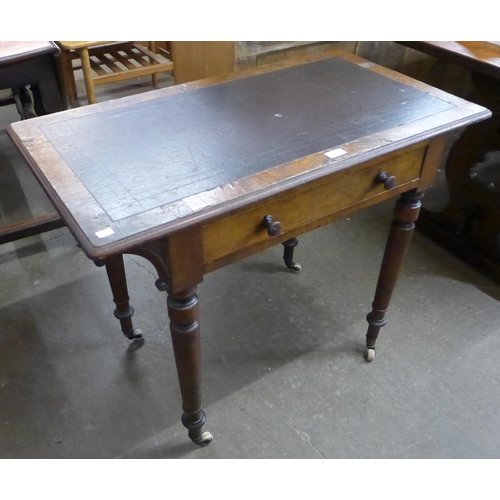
125, 245, 170, 291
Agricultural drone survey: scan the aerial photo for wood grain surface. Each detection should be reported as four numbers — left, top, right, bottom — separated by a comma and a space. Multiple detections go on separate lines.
398, 42, 500, 80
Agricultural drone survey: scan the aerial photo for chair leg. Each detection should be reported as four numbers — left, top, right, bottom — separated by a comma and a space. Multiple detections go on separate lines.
149, 41, 158, 87
79, 47, 96, 104
66, 54, 78, 103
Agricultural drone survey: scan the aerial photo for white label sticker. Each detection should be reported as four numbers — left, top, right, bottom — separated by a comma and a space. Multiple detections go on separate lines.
325, 148, 347, 159
95, 227, 115, 238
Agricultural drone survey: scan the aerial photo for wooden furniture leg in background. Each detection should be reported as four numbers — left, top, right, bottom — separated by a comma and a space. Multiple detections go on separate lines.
167, 286, 213, 446
149, 41, 158, 88
79, 47, 97, 105
57, 49, 78, 107
365, 189, 424, 361
101, 254, 144, 340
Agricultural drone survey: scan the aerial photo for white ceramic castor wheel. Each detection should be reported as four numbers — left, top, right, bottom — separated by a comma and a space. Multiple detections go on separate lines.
130, 328, 144, 340
289, 263, 302, 273
193, 431, 213, 446
366, 348, 376, 362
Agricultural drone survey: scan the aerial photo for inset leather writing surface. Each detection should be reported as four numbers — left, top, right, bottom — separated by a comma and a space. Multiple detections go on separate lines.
40, 57, 453, 223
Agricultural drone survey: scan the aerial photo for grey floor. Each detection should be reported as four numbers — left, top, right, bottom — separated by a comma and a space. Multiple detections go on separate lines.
2, 68, 500, 459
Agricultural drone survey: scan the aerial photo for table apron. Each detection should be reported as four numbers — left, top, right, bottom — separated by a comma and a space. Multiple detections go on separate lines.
202, 144, 427, 269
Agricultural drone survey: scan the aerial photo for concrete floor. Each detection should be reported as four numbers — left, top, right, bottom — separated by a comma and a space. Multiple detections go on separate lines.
2, 67, 500, 459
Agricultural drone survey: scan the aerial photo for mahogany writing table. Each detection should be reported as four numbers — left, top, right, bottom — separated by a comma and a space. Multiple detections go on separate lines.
7, 50, 490, 446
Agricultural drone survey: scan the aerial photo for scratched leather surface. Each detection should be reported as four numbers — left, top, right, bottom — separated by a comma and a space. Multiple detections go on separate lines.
40, 57, 453, 222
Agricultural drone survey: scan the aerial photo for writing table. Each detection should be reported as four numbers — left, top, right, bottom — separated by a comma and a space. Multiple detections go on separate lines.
7, 50, 490, 446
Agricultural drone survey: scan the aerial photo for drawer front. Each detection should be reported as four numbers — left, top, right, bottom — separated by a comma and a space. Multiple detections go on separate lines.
202, 146, 425, 264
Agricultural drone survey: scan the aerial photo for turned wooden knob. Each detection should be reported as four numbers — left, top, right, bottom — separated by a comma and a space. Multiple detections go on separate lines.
375, 172, 396, 190
262, 215, 282, 237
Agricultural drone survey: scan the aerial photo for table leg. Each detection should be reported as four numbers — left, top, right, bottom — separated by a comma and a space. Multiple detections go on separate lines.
365, 189, 424, 361
13, 86, 35, 119
103, 254, 143, 340
282, 237, 301, 272
167, 286, 213, 446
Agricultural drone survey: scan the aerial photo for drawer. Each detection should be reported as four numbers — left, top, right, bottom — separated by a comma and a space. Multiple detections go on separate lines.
202, 146, 425, 264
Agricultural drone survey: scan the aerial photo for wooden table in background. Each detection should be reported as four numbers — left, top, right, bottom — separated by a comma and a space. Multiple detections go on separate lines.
0, 41, 65, 244
398, 41, 500, 283
0, 41, 63, 116
7, 50, 489, 445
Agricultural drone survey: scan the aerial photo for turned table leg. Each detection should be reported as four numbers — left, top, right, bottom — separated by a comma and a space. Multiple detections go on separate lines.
103, 254, 143, 340
282, 237, 301, 272
365, 189, 424, 361
167, 286, 212, 446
